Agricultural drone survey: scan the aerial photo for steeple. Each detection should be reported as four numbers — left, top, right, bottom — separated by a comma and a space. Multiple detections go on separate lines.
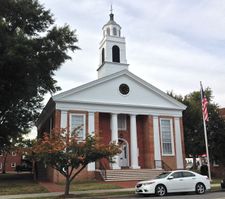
110, 4, 114, 20
97, 8, 129, 79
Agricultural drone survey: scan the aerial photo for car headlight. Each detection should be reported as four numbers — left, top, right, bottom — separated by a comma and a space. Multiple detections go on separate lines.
142, 181, 155, 186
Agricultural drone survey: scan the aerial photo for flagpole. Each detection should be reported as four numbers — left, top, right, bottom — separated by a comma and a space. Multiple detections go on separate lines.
200, 81, 211, 180
202, 115, 211, 180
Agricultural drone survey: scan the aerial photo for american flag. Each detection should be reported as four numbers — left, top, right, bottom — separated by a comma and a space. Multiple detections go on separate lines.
200, 82, 209, 122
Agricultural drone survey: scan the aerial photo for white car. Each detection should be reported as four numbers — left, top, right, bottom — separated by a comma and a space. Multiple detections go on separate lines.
135, 170, 210, 196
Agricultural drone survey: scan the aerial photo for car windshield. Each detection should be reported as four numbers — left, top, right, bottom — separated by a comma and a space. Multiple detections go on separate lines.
156, 172, 171, 179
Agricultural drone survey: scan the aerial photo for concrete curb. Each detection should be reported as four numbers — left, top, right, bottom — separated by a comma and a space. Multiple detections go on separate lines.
0, 187, 224, 199
0, 188, 134, 199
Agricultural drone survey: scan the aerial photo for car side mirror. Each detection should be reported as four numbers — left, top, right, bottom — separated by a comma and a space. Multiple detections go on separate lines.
168, 176, 174, 180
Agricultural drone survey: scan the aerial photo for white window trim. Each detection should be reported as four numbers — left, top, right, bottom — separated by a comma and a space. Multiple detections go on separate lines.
160, 118, 175, 156
11, 163, 16, 168
0, 151, 3, 156
12, 152, 16, 156
70, 113, 86, 141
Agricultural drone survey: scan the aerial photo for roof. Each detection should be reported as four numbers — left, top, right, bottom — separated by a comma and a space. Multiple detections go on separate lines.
52, 69, 186, 111
103, 13, 121, 29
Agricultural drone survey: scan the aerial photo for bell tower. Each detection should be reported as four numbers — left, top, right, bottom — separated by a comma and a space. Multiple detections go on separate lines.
97, 8, 129, 78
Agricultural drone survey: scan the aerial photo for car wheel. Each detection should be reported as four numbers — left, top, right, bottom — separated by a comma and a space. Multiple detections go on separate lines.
196, 183, 205, 194
155, 184, 167, 196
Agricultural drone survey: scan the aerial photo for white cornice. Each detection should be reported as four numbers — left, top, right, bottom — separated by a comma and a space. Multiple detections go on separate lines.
55, 101, 183, 117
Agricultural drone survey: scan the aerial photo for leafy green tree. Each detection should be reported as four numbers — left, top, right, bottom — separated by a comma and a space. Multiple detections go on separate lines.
31, 128, 120, 196
169, 89, 225, 168
0, 0, 79, 145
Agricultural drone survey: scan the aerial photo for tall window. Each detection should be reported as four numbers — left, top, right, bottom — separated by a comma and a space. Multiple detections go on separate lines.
118, 114, 127, 130
101, 48, 105, 64
0, 163, 2, 169
70, 114, 86, 141
112, 45, 120, 63
113, 27, 117, 36
160, 119, 174, 155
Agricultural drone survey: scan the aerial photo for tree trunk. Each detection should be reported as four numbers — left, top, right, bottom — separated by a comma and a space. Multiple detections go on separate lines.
33, 161, 38, 181
64, 177, 70, 196
2, 153, 7, 174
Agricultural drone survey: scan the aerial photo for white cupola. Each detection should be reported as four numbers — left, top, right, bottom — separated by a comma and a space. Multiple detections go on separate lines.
97, 10, 129, 78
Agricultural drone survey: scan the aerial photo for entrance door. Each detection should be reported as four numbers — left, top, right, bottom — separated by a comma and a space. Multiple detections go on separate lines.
119, 140, 129, 167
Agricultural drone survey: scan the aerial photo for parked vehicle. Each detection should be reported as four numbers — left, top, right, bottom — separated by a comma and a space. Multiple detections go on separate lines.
135, 170, 210, 196
15, 160, 32, 172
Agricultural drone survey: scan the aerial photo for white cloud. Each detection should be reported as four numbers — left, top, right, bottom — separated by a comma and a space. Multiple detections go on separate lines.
38, 0, 225, 107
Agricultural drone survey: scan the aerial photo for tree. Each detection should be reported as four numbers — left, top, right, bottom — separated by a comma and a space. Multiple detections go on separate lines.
0, 0, 79, 144
169, 89, 225, 168
31, 128, 120, 196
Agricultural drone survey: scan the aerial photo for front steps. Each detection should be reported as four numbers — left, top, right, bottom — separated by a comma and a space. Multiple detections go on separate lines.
98, 169, 163, 182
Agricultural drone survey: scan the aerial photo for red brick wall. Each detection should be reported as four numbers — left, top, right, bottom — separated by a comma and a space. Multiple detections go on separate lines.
95, 112, 100, 137
219, 108, 225, 120
38, 109, 185, 182
0, 152, 21, 172
54, 110, 61, 130
136, 115, 145, 168
98, 113, 111, 169
143, 116, 155, 169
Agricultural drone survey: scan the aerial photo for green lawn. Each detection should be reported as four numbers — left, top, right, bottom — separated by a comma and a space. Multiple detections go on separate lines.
0, 173, 48, 195
69, 180, 122, 191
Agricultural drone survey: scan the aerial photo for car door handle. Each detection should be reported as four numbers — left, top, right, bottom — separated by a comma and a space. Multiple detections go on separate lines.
179, 179, 183, 181
192, 178, 196, 180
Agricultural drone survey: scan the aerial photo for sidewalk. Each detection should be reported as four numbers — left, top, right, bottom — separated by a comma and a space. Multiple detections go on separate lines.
0, 183, 221, 199
0, 188, 134, 199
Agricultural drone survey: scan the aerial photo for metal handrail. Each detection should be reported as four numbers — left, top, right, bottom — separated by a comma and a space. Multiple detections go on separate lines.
154, 160, 172, 171
99, 161, 107, 179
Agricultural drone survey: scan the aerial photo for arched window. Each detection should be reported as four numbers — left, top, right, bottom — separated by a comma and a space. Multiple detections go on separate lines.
113, 27, 117, 36
101, 48, 105, 64
112, 45, 120, 63
107, 28, 110, 35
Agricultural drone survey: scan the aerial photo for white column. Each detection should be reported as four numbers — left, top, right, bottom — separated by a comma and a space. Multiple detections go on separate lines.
130, 114, 140, 169
153, 116, 162, 169
88, 112, 95, 171
88, 112, 95, 136
60, 111, 67, 130
174, 117, 184, 169
111, 113, 120, 169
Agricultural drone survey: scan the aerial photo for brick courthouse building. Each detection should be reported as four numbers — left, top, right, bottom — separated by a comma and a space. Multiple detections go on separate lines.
36, 12, 186, 182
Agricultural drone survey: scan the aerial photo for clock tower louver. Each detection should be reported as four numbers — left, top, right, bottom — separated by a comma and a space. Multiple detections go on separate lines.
97, 10, 129, 78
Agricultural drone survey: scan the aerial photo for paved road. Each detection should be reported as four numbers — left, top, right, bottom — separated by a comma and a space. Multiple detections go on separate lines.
103, 191, 225, 199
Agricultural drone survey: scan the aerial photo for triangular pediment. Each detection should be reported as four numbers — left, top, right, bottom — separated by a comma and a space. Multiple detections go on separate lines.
53, 70, 186, 111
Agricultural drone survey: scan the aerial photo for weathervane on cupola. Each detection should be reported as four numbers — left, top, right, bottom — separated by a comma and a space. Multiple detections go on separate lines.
97, 5, 129, 79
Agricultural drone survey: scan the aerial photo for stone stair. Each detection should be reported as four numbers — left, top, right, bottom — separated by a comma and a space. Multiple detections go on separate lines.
100, 169, 163, 182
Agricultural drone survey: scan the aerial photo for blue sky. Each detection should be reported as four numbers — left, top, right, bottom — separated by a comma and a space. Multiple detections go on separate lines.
26, 0, 225, 138
38, 0, 224, 106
